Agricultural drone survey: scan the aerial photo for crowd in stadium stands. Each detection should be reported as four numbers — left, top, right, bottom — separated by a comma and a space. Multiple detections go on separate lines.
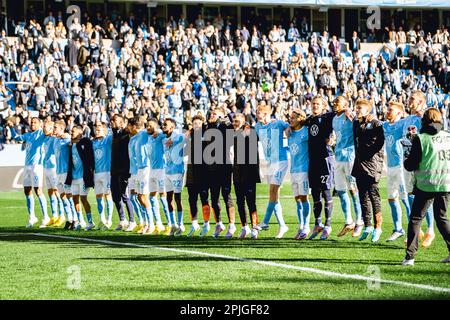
0, 10, 449, 142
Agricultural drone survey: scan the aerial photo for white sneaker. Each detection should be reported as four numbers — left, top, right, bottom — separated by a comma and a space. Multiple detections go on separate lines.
85, 222, 96, 231
174, 224, 185, 236
115, 220, 128, 231
402, 258, 415, 266
80, 220, 87, 229
213, 222, 226, 238
169, 225, 179, 236
148, 224, 156, 234
275, 225, 289, 239
258, 222, 269, 231
26, 216, 39, 228
441, 255, 450, 263
386, 230, 405, 242
106, 219, 113, 229
239, 226, 251, 239
39, 217, 50, 228
225, 224, 237, 239
187, 222, 201, 237
124, 221, 137, 232
250, 228, 259, 239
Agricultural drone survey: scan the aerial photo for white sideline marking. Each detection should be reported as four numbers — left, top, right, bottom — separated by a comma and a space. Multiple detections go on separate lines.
1, 232, 450, 294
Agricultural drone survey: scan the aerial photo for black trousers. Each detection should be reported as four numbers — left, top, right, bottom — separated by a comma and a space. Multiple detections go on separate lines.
208, 174, 235, 223
111, 173, 134, 223
406, 189, 450, 260
355, 175, 382, 228
234, 182, 258, 226
187, 184, 209, 220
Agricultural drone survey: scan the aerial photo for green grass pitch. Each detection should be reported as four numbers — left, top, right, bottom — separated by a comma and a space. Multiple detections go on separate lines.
0, 178, 449, 300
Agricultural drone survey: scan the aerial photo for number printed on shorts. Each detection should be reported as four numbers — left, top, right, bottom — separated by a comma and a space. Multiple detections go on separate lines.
173, 180, 181, 188
321, 175, 329, 184
275, 171, 282, 180
303, 181, 309, 191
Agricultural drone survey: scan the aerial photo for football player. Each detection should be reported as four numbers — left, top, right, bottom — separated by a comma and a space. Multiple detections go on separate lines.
287, 109, 311, 240
10, 117, 48, 228
162, 118, 186, 236
332, 96, 363, 238
146, 118, 168, 234
382, 102, 411, 241
255, 103, 289, 238
92, 122, 116, 231
402, 90, 435, 247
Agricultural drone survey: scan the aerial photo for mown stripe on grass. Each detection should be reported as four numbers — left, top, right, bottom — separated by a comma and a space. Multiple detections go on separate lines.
1, 232, 450, 295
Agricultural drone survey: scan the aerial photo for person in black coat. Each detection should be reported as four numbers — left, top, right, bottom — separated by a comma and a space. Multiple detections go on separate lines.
350, 31, 361, 58
232, 113, 261, 239
65, 125, 94, 229
204, 106, 236, 237
110, 114, 135, 228
185, 115, 210, 236
352, 99, 385, 242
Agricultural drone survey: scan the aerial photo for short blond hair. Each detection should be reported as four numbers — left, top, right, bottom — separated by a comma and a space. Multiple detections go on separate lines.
355, 98, 372, 109
388, 101, 404, 113
312, 96, 327, 106
54, 120, 66, 130
257, 104, 272, 114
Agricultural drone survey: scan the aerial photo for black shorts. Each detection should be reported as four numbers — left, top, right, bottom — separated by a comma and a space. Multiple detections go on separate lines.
309, 156, 335, 191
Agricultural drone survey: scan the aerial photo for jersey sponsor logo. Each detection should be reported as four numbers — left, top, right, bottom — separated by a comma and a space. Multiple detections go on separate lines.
386, 134, 394, 147
289, 143, 299, 155
310, 124, 319, 137
95, 149, 103, 160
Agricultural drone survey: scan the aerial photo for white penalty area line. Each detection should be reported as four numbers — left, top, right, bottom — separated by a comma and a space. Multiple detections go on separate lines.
2, 232, 450, 294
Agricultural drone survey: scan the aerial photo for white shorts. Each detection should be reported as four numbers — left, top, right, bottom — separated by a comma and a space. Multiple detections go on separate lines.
94, 172, 111, 195
23, 165, 44, 188
136, 167, 150, 194
44, 168, 58, 190
150, 169, 166, 193
71, 179, 90, 196
129, 174, 138, 191
403, 168, 415, 194
165, 173, 184, 193
57, 173, 72, 194
267, 161, 288, 186
334, 161, 356, 191
386, 166, 407, 199
291, 172, 310, 197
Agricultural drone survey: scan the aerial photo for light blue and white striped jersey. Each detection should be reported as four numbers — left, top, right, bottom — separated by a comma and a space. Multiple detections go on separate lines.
288, 126, 309, 173
43, 135, 56, 169
332, 113, 355, 162
12, 129, 45, 166
255, 120, 289, 164
148, 132, 166, 170
92, 133, 112, 174
134, 130, 150, 170
382, 121, 404, 168
71, 144, 83, 180
54, 137, 71, 175
163, 133, 185, 175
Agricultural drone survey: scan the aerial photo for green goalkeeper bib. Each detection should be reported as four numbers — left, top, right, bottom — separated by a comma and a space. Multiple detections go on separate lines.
415, 130, 450, 192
